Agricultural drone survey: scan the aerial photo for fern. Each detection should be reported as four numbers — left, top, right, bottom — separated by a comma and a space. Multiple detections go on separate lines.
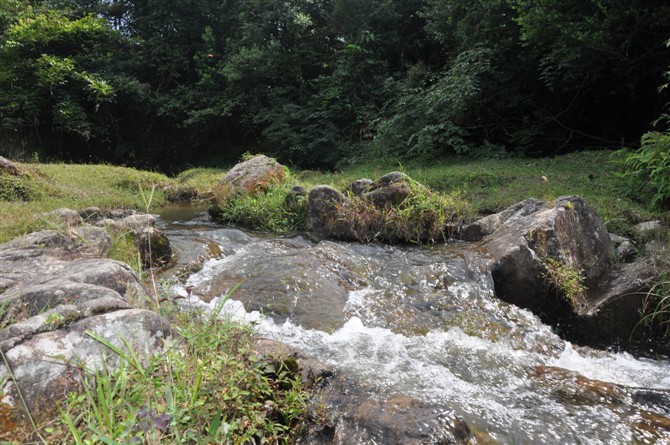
616, 131, 670, 209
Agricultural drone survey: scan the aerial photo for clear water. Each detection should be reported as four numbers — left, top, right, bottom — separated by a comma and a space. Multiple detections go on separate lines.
160, 210, 670, 444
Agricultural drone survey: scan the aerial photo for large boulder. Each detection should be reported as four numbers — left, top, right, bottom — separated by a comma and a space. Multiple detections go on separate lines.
460, 198, 545, 242
482, 196, 615, 315
219, 154, 286, 193
0, 215, 172, 433
472, 197, 666, 351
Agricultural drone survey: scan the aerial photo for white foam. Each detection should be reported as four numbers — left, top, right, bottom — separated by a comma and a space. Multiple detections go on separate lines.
547, 343, 670, 389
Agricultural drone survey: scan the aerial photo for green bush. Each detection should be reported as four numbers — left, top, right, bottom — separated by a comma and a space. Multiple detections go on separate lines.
616, 131, 670, 209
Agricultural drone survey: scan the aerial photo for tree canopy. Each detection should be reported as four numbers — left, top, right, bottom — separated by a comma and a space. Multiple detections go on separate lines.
1, 0, 669, 170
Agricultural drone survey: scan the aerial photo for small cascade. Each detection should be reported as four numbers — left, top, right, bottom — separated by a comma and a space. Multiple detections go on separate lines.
159, 207, 670, 444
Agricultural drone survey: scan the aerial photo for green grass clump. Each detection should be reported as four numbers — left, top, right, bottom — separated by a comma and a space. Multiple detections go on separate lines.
210, 183, 307, 233
327, 179, 472, 244
37, 310, 310, 445
543, 258, 588, 312
209, 165, 307, 233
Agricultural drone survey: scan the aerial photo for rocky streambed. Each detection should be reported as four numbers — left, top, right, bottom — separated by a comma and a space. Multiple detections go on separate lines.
160, 204, 670, 444
1, 154, 668, 443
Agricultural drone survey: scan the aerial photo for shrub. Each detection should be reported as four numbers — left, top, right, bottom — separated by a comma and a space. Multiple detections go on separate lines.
615, 131, 670, 209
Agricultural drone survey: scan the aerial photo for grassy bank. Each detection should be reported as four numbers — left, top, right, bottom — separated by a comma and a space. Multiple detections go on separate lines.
0, 151, 664, 243
298, 150, 662, 235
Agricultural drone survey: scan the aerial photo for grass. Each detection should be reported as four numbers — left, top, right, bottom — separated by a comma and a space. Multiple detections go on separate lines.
295, 150, 663, 235
1, 151, 663, 243
5, 302, 311, 444
0, 163, 171, 243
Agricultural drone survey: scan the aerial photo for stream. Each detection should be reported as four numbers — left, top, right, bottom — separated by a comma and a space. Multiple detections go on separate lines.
157, 205, 670, 444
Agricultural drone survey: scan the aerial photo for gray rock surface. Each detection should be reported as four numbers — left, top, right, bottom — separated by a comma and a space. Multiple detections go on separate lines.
363, 171, 412, 208
480, 196, 666, 348
633, 220, 662, 236
460, 198, 545, 241
219, 155, 286, 192
0, 211, 172, 428
482, 196, 614, 313
306, 186, 344, 237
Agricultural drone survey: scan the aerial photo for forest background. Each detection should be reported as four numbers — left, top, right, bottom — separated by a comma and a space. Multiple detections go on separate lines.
1, 0, 670, 175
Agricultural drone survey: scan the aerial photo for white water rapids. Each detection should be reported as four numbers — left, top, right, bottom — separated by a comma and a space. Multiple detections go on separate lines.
159, 209, 670, 444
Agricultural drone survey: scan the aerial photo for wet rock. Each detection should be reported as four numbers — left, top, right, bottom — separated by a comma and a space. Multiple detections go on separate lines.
306, 186, 344, 237
482, 196, 614, 315
186, 238, 365, 332
631, 388, 670, 417
219, 154, 286, 193
460, 198, 545, 241
256, 341, 474, 445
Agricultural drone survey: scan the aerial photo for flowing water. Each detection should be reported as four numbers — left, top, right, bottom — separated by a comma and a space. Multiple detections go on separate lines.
158, 206, 670, 444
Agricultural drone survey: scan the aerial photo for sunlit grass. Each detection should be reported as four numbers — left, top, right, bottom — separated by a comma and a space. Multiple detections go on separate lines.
302, 150, 660, 235
0, 163, 173, 242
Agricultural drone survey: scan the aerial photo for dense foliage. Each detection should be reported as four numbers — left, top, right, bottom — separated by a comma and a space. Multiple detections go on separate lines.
1, 0, 669, 171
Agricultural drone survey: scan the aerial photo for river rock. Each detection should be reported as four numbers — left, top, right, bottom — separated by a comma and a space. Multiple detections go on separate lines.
95, 212, 172, 267
185, 238, 366, 332
363, 171, 411, 208
482, 196, 614, 315
460, 198, 545, 241
255, 340, 474, 445
567, 257, 662, 348
633, 220, 662, 236
306, 186, 344, 237
219, 154, 286, 193
346, 179, 373, 197
0, 225, 171, 430
46, 207, 84, 227
284, 185, 307, 213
